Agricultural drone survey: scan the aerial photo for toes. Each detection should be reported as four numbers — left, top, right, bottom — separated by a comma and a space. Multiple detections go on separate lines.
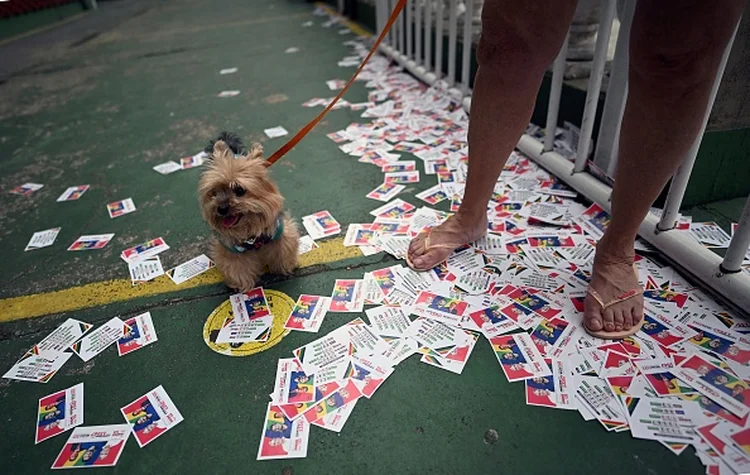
602, 308, 616, 332
408, 234, 426, 258
633, 304, 644, 326
583, 300, 603, 332
613, 309, 625, 332
623, 308, 634, 330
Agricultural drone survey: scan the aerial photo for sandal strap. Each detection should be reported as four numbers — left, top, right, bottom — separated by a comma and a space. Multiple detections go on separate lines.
587, 286, 641, 310
424, 233, 464, 252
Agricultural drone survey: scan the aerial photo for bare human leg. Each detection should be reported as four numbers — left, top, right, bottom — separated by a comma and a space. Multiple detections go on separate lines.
407, 0, 579, 271
583, 0, 745, 337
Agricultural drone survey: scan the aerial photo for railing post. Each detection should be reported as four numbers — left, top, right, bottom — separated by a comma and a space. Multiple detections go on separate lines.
399, 0, 406, 54
406, 0, 413, 58
460, 0, 474, 95
435, 0, 444, 80
572, 0, 616, 173
591, 0, 636, 177
544, 32, 570, 153
415, 0, 423, 67
722, 197, 750, 274
657, 15, 742, 231
447, 0, 458, 86
424, 1, 432, 73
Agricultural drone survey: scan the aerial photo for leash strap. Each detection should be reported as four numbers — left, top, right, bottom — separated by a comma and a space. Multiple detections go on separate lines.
265, 0, 407, 167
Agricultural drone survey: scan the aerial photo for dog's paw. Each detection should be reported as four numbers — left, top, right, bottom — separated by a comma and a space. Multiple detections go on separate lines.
224, 277, 256, 293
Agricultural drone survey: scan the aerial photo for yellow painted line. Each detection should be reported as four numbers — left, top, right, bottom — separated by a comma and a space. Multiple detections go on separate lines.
0, 237, 363, 323
315, 3, 373, 38
0, 11, 89, 48
95, 13, 311, 44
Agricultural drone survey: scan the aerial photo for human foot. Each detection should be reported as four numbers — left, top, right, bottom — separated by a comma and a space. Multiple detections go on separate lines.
406, 213, 488, 271
583, 240, 644, 339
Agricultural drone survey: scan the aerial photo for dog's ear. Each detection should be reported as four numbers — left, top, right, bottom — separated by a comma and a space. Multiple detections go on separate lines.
212, 140, 234, 161
246, 142, 264, 160
205, 131, 247, 157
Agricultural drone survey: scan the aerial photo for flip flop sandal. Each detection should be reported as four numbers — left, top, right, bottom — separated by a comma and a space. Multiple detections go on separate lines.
405, 229, 464, 272
584, 266, 644, 340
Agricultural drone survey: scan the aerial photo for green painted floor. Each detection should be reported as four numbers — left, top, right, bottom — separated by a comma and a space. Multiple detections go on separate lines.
0, 0, 741, 473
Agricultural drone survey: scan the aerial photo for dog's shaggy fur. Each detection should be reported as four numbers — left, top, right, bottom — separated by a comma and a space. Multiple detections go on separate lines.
198, 138, 299, 292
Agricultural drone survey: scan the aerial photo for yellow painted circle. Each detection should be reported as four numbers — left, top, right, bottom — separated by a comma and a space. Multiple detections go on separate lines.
202, 290, 294, 357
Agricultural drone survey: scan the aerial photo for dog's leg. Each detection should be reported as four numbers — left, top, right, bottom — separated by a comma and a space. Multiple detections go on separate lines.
266, 217, 300, 276
211, 239, 264, 292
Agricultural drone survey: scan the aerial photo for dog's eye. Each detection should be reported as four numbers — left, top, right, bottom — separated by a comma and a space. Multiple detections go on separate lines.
232, 185, 246, 196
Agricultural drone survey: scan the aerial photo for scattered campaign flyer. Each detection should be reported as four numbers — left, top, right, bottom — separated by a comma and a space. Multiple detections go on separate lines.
345, 356, 394, 397
181, 152, 206, 169
467, 303, 519, 339
166, 254, 215, 285
330, 279, 364, 312
25, 227, 61, 251
406, 317, 466, 356
284, 295, 331, 333
302, 379, 362, 424
344, 318, 390, 358
10, 183, 44, 195
67, 234, 115, 251
292, 327, 350, 375
675, 353, 750, 417
3, 351, 72, 383
217, 90, 241, 97
311, 399, 357, 433
51, 424, 130, 469
107, 198, 136, 218
344, 224, 379, 247
57, 185, 89, 202
626, 397, 704, 444
264, 126, 289, 139
118, 312, 158, 356
690, 222, 732, 248
369, 199, 416, 219
411, 290, 469, 326
298, 235, 319, 255
574, 376, 628, 431
365, 305, 411, 337
10, 183, 44, 196
490, 333, 551, 382
120, 385, 183, 448
381, 160, 416, 173
229, 287, 272, 324
128, 256, 164, 285
32, 318, 93, 354
153, 161, 182, 174
271, 358, 316, 405
35, 383, 84, 444
216, 315, 273, 344
326, 78, 346, 90
302, 210, 341, 240
420, 331, 479, 375
121, 237, 169, 264
416, 184, 449, 205
70, 317, 130, 362
257, 403, 310, 460
366, 182, 404, 202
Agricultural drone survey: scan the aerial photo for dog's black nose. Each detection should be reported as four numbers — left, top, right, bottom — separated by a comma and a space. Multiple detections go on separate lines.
217, 204, 230, 216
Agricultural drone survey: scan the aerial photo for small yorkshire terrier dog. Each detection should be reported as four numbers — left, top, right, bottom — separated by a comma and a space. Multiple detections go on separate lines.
198, 132, 299, 291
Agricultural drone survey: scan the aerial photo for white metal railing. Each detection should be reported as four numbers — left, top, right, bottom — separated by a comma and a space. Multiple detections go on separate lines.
373, 0, 750, 309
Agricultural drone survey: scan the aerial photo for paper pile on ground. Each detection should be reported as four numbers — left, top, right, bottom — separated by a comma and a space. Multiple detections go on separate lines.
252, 32, 750, 472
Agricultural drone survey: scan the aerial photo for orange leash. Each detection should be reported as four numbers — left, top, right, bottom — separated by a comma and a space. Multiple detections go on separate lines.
265, 0, 407, 167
